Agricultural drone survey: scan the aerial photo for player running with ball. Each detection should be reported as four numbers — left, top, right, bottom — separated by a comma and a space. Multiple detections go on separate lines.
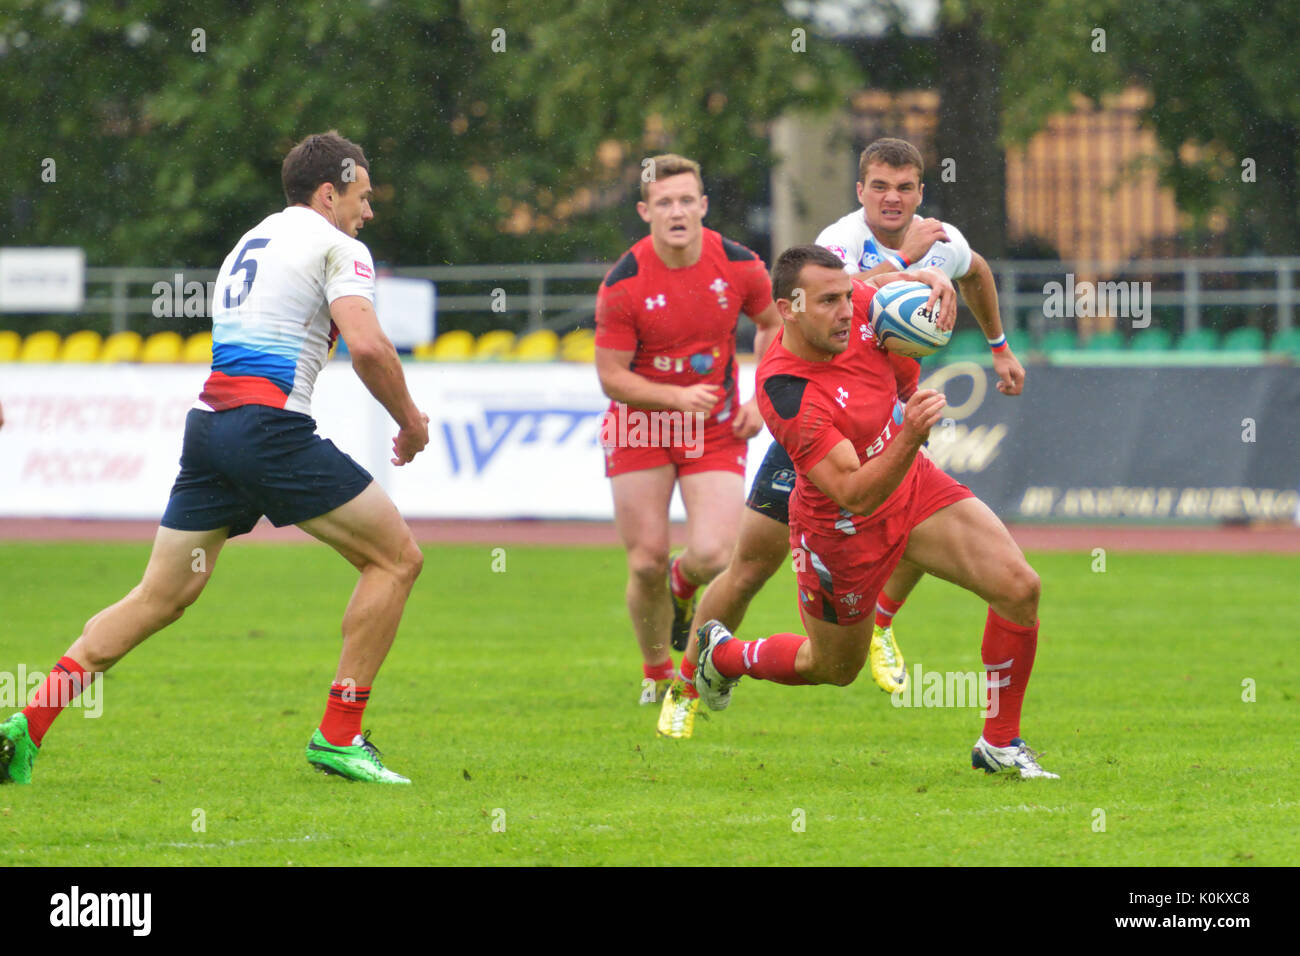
658, 137, 1027, 738
693, 245, 1056, 778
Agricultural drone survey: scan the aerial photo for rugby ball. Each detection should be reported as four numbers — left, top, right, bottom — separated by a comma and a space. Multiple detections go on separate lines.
869, 280, 951, 358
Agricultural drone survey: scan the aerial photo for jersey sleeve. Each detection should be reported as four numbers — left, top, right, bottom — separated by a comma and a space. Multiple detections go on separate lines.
940, 221, 974, 279
594, 280, 639, 352
324, 237, 376, 304
888, 353, 921, 401
760, 375, 847, 477
737, 258, 775, 317
815, 221, 856, 273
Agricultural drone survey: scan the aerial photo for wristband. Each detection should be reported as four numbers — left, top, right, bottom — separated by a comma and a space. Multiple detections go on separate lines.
898, 252, 910, 268
987, 334, 1009, 353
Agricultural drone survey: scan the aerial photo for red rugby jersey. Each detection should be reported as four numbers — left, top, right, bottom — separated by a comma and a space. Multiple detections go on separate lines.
756, 278, 924, 536
595, 228, 773, 428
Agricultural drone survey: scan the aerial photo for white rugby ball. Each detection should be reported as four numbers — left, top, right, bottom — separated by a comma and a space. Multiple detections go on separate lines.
869, 280, 951, 358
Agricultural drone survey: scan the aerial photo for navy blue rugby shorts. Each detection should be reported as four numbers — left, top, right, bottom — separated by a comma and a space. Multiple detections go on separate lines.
160, 405, 373, 538
744, 440, 796, 526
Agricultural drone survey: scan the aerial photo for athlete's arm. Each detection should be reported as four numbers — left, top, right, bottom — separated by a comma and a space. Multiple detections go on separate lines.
732, 302, 783, 439
805, 388, 945, 516
957, 251, 1025, 396
595, 346, 721, 413
329, 295, 429, 465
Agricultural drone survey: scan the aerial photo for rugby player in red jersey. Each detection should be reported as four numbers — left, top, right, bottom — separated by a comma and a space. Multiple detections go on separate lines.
693, 244, 1057, 778
594, 154, 781, 717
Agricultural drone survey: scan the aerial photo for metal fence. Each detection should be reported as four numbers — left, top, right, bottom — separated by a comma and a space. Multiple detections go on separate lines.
67, 256, 1300, 339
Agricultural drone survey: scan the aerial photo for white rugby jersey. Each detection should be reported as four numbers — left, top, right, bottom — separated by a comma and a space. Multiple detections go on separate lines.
198, 206, 375, 415
815, 210, 972, 282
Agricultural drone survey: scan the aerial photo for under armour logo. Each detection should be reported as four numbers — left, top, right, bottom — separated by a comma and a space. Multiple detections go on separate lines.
859, 323, 871, 341
645, 294, 667, 310
835, 386, 849, 409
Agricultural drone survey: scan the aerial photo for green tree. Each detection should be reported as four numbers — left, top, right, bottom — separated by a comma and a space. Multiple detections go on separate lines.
2, 0, 851, 269
966, 0, 1299, 254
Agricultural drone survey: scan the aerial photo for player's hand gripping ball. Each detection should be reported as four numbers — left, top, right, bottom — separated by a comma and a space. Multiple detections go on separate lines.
869, 280, 953, 358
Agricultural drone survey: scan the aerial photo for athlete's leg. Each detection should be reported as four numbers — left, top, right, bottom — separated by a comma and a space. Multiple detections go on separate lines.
610, 465, 677, 666
696, 612, 871, 710
880, 557, 924, 606
903, 495, 1044, 754
67, 525, 231, 671
297, 481, 424, 687
684, 507, 790, 667
676, 470, 746, 587
902, 496, 1039, 625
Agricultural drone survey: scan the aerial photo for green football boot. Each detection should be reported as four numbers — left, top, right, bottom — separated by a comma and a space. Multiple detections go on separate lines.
0, 713, 39, 785
306, 729, 411, 784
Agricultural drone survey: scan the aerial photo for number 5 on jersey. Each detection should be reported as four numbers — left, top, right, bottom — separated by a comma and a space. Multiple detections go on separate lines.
223, 238, 271, 308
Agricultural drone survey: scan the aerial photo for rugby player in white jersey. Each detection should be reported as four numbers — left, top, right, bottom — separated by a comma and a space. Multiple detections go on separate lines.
659, 138, 1026, 738
0, 132, 429, 784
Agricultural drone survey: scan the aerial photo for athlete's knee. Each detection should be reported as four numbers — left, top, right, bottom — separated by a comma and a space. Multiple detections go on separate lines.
822, 660, 863, 687
398, 535, 424, 587
731, 547, 784, 597
627, 546, 670, 585
135, 579, 200, 628
1003, 561, 1041, 613
685, 542, 732, 582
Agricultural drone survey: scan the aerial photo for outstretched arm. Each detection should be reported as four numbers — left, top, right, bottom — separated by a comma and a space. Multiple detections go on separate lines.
329, 295, 429, 465
957, 251, 1025, 396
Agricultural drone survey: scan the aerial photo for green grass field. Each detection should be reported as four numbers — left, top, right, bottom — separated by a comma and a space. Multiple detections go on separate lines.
0, 541, 1295, 866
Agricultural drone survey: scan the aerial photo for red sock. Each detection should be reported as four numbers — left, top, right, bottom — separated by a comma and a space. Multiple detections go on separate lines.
678, 657, 699, 698
319, 683, 371, 746
23, 656, 90, 747
669, 557, 697, 600
875, 593, 904, 630
981, 609, 1038, 747
713, 634, 811, 686
642, 659, 675, 683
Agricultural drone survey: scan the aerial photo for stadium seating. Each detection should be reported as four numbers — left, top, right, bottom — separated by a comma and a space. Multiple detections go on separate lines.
1083, 330, 1124, 350
513, 329, 559, 362
1177, 328, 1220, 351
1039, 329, 1077, 353
19, 331, 61, 362
182, 331, 213, 364
60, 329, 103, 362
0, 330, 21, 362
560, 328, 595, 362
473, 329, 516, 360
946, 330, 987, 357
100, 330, 144, 362
428, 330, 474, 360
140, 331, 184, 363
1268, 328, 1300, 357
1129, 327, 1173, 351
1221, 327, 1265, 351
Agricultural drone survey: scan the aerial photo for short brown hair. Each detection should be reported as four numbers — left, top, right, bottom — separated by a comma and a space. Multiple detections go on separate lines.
640, 153, 703, 200
282, 131, 370, 205
771, 244, 847, 303
858, 137, 924, 183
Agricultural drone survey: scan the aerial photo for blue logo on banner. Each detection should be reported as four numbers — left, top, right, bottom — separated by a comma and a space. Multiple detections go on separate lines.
442, 408, 603, 475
